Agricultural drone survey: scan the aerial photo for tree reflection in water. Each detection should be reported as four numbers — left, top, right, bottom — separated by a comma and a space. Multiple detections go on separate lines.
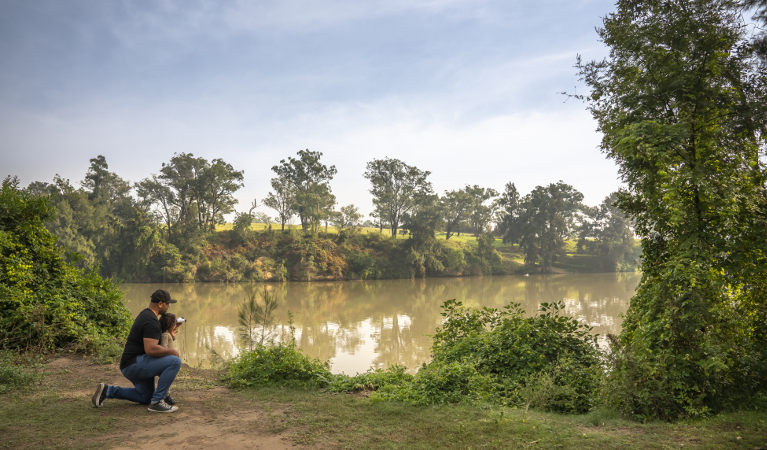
122, 273, 641, 373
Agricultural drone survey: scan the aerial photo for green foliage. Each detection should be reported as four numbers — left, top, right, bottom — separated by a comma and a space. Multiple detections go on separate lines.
238, 286, 279, 349
576, 192, 639, 272
364, 157, 433, 237
422, 300, 603, 412
226, 342, 332, 389
501, 182, 584, 272
0, 180, 131, 354
224, 298, 602, 414
363, 300, 602, 412
327, 365, 413, 393
271, 149, 337, 234
579, 0, 767, 420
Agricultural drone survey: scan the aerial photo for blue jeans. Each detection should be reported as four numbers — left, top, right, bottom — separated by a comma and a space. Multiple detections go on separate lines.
107, 354, 181, 404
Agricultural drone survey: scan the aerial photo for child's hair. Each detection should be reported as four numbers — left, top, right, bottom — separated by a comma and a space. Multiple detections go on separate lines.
159, 313, 177, 333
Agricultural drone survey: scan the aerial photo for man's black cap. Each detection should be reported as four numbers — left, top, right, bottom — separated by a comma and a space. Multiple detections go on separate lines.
150, 289, 178, 304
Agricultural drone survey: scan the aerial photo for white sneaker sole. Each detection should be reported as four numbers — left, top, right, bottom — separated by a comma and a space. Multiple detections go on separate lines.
147, 404, 179, 413
92, 383, 106, 408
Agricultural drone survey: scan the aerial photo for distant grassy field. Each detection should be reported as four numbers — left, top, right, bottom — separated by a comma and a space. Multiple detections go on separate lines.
216, 222, 494, 242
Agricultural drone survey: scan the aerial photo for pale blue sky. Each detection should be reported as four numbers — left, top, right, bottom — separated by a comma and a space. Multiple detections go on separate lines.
0, 0, 619, 218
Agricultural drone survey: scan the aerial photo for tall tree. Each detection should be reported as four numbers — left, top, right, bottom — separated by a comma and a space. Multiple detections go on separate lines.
263, 177, 295, 231
142, 153, 243, 234
82, 155, 131, 204
364, 157, 432, 237
516, 182, 583, 272
743, 0, 767, 59
579, 0, 767, 418
464, 185, 498, 237
136, 175, 177, 239
496, 182, 522, 243
577, 192, 638, 271
440, 188, 473, 240
271, 149, 337, 233
193, 158, 244, 232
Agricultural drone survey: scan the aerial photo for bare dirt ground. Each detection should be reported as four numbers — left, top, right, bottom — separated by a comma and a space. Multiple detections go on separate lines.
44, 356, 299, 449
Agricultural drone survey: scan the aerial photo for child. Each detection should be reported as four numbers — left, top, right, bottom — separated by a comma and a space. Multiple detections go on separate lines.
159, 313, 183, 349
158, 313, 184, 405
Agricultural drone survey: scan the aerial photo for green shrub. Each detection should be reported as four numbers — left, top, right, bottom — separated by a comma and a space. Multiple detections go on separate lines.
226, 342, 332, 388
328, 365, 413, 392
418, 299, 604, 412
374, 360, 494, 405
0, 182, 131, 352
224, 297, 603, 414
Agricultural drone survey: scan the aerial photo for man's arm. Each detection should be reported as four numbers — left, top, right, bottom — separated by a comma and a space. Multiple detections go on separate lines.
143, 338, 179, 357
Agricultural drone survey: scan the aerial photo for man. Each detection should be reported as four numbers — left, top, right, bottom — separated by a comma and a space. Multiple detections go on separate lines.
91, 289, 182, 413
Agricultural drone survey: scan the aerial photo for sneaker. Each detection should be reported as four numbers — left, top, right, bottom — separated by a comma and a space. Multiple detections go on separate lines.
164, 394, 176, 406
92, 383, 107, 408
147, 400, 178, 413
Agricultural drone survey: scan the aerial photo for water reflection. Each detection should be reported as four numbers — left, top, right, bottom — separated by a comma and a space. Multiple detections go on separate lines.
121, 273, 640, 374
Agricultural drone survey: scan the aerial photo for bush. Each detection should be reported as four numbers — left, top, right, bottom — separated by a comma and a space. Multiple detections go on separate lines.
226, 342, 332, 388
418, 299, 604, 412
0, 182, 131, 353
224, 297, 603, 414
328, 365, 413, 392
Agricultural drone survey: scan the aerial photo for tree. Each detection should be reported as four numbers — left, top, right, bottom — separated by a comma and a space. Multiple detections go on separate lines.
333, 204, 362, 231
263, 177, 295, 231
464, 185, 498, 237
495, 182, 522, 243
0, 178, 130, 351
364, 158, 433, 238
402, 194, 445, 277
744, 0, 767, 60
136, 175, 177, 239
271, 149, 337, 234
579, 0, 767, 419
577, 192, 638, 271
516, 182, 583, 272
440, 188, 473, 240
82, 155, 131, 204
141, 153, 244, 235
193, 158, 244, 232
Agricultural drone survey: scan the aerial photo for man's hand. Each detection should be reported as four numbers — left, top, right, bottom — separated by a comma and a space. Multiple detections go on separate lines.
143, 338, 180, 357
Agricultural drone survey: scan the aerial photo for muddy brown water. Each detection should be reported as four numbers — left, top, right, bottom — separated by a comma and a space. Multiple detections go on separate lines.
121, 272, 641, 375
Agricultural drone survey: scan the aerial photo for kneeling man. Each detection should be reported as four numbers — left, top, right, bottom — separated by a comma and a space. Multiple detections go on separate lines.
92, 289, 182, 413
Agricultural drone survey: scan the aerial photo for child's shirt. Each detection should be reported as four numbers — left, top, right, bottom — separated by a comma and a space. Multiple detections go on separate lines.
160, 331, 176, 349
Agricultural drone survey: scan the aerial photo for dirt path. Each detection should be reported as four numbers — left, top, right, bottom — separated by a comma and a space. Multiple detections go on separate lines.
45, 356, 298, 449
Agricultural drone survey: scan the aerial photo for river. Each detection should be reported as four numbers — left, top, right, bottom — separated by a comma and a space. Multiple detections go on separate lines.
121, 272, 641, 375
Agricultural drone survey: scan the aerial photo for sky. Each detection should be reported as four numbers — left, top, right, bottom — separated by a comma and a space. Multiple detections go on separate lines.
0, 0, 621, 220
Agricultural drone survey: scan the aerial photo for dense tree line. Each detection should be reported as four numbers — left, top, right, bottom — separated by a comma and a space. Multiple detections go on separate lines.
7, 148, 639, 281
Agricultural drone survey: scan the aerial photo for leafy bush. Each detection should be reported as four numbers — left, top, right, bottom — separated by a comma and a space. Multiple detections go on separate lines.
374, 360, 494, 405
226, 342, 332, 388
328, 365, 413, 392
0, 181, 131, 353
225, 296, 602, 414
416, 299, 604, 412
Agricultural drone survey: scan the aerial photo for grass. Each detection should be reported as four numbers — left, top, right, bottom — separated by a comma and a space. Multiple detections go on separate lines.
2, 355, 766, 449
235, 387, 767, 449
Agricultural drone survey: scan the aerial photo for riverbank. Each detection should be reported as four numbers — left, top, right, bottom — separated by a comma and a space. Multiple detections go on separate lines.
2, 355, 765, 449
142, 228, 639, 283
